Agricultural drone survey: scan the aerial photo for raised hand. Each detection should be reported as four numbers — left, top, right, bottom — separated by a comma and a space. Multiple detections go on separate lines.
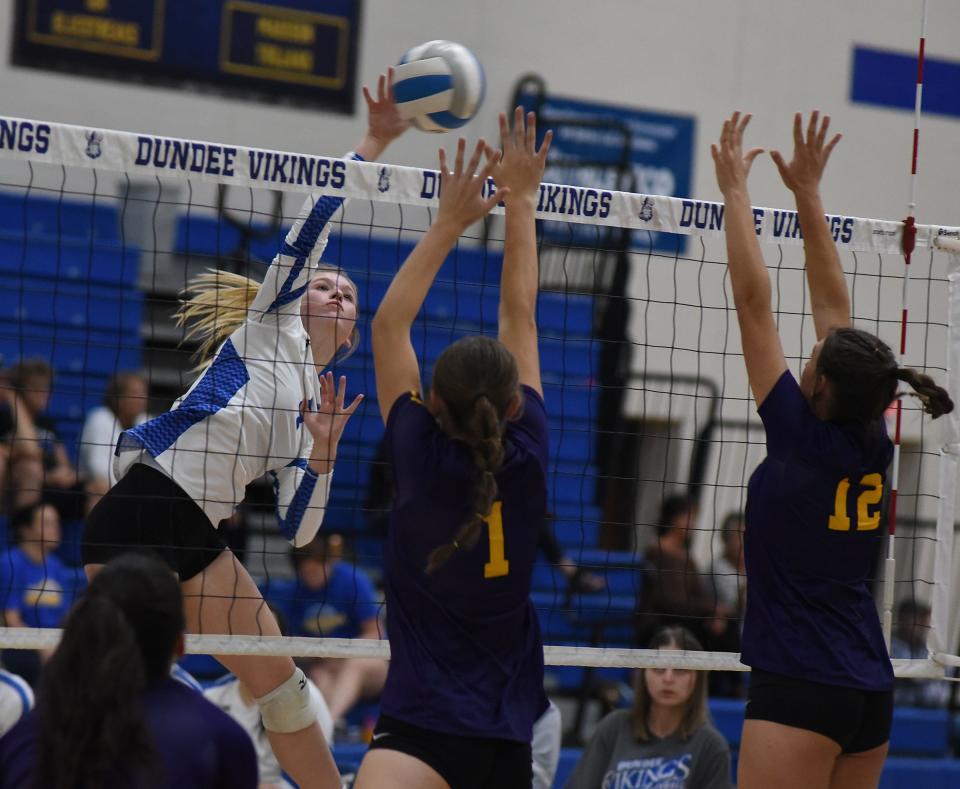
304, 372, 363, 470
358, 68, 410, 160
710, 111, 764, 198
493, 107, 552, 205
435, 138, 509, 234
770, 110, 842, 195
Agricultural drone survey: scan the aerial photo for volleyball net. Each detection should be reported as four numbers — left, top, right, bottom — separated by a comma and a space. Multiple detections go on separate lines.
0, 116, 957, 682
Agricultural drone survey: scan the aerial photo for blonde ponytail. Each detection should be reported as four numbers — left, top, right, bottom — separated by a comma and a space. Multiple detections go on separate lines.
174, 269, 260, 369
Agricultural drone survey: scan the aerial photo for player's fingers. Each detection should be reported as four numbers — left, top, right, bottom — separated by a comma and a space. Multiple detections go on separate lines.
744, 147, 765, 167
525, 111, 537, 152
823, 132, 843, 162
479, 147, 500, 184
362, 85, 374, 109
498, 112, 510, 149
454, 137, 466, 175
386, 67, 396, 102
816, 114, 831, 148
807, 109, 819, 146
538, 128, 553, 161
792, 112, 803, 149
466, 138, 486, 178
738, 112, 753, 136
483, 187, 509, 212
342, 393, 364, 416
438, 147, 449, 176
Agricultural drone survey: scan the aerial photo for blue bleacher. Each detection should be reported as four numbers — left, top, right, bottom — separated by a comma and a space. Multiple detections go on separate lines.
1, 191, 143, 460
0, 234, 140, 287
0, 191, 123, 243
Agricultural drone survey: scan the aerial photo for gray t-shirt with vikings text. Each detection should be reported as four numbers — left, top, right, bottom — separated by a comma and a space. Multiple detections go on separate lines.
565, 709, 732, 789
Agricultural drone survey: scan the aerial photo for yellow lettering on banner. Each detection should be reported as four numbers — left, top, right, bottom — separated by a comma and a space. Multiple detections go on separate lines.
256, 16, 315, 44
50, 12, 139, 46
84, 0, 110, 12
255, 43, 313, 73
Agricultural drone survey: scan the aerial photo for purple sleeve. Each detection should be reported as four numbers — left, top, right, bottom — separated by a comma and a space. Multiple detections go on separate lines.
384, 391, 439, 488
757, 371, 813, 460
506, 386, 549, 472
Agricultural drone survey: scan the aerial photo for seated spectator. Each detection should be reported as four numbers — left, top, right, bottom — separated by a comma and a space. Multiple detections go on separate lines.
204, 671, 334, 788
3, 359, 87, 519
708, 512, 745, 697
0, 503, 83, 686
890, 598, 951, 708
78, 371, 149, 496
0, 667, 32, 738
710, 512, 745, 617
637, 496, 731, 649
566, 626, 732, 789
0, 553, 257, 788
265, 534, 387, 724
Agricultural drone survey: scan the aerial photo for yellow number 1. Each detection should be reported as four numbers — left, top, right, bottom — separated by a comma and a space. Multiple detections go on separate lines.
828, 473, 883, 531
483, 502, 510, 579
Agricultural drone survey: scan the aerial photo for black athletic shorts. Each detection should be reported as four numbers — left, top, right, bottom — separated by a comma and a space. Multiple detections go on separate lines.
746, 668, 893, 753
81, 463, 226, 581
367, 714, 532, 789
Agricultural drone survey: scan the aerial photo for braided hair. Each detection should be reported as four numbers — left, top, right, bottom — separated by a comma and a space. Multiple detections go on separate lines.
424, 336, 520, 574
816, 327, 953, 423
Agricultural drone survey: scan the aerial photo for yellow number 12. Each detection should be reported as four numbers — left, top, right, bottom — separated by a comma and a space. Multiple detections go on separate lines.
828, 473, 883, 531
483, 502, 510, 578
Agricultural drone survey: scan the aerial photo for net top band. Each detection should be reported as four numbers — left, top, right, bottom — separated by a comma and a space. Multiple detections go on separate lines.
1, 115, 957, 255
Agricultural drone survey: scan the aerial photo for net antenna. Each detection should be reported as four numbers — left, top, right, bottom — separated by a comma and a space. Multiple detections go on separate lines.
883, 0, 930, 649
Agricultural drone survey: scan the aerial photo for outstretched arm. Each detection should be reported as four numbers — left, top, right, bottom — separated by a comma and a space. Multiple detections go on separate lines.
771, 111, 848, 339
493, 108, 553, 397
251, 70, 410, 322
372, 139, 508, 423
712, 111, 787, 407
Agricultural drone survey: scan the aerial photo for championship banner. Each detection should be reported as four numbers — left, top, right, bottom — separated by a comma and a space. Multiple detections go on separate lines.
1, 115, 956, 256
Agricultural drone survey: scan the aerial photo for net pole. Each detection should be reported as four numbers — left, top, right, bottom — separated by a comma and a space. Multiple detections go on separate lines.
883, 0, 929, 647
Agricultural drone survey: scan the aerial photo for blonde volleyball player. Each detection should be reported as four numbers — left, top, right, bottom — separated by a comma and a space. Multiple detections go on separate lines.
80, 72, 409, 789
712, 111, 951, 789
357, 109, 552, 789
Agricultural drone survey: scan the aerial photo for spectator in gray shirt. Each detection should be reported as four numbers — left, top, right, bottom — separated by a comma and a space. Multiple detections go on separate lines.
566, 626, 732, 789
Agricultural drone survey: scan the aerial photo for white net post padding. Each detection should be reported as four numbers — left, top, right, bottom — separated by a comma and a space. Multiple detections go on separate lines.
0, 116, 958, 678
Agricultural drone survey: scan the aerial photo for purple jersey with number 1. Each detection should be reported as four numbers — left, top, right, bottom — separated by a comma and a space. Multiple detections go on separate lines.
380, 385, 549, 743
742, 371, 894, 691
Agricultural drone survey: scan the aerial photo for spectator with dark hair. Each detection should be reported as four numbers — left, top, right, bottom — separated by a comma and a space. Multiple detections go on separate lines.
78, 371, 149, 495
637, 495, 731, 648
0, 503, 82, 686
265, 533, 386, 724
710, 512, 746, 617
0, 553, 257, 788
890, 599, 950, 708
2, 359, 86, 520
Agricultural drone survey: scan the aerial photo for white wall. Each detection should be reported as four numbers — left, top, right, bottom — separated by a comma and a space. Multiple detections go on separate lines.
2, 1, 958, 223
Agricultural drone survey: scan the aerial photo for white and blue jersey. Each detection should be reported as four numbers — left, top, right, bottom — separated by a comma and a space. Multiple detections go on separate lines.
115, 154, 361, 547
0, 670, 33, 738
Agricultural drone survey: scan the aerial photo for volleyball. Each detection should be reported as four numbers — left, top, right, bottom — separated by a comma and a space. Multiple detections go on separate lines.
393, 40, 485, 133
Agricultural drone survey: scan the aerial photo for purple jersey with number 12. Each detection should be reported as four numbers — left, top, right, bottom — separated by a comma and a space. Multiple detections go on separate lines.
742, 371, 894, 691
380, 385, 549, 742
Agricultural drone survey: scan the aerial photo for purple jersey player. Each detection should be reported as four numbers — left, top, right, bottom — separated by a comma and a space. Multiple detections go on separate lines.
357, 109, 553, 789
711, 110, 952, 789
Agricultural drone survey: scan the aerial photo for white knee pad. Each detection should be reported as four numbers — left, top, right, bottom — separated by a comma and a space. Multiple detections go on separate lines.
256, 668, 319, 734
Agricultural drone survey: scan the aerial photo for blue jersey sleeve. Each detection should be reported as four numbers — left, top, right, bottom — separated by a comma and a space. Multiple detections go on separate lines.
248, 152, 363, 325
757, 371, 813, 460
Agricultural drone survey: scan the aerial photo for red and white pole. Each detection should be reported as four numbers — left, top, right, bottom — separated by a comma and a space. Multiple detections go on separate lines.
883, 0, 928, 648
